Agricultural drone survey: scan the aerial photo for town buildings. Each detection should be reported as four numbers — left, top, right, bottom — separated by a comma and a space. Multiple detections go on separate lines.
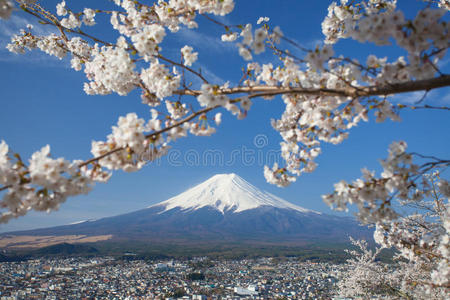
0, 256, 345, 299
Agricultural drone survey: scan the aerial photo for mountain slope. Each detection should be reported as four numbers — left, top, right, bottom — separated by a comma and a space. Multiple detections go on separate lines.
1, 173, 372, 247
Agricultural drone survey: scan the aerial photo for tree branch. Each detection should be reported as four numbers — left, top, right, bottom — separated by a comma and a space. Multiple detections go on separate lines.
80, 75, 450, 168
78, 102, 221, 168
174, 74, 450, 98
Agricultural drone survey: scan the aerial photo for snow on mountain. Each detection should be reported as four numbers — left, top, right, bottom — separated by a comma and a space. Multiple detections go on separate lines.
151, 173, 320, 215
68, 219, 97, 225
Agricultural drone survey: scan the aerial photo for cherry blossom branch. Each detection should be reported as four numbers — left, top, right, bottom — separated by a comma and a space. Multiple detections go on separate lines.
403, 104, 450, 111
174, 74, 450, 98
411, 153, 450, 162
200, 13, 241, 30
78, 102, 222, 168
17, 5, 209, 86
277, 34, 310, 53
77, 75, 450, 170
68, 28, 113, 47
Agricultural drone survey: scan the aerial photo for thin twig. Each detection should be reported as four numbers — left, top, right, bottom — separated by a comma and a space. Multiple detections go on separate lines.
78, 103, 222, 167
157, 55, 209, 84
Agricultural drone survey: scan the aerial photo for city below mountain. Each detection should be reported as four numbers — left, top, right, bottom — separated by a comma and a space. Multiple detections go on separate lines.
0, 173, 372, 252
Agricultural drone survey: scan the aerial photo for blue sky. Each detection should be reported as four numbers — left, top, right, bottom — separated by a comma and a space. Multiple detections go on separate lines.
0, 1, 449, 232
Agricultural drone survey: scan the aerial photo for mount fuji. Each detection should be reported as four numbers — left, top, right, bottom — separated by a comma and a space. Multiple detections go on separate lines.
152, 173, 318, 214
1, 173, 371, 249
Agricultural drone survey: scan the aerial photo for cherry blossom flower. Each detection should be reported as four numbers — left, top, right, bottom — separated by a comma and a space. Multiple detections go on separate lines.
181, 45, 198, 67
257, 16, 270, 24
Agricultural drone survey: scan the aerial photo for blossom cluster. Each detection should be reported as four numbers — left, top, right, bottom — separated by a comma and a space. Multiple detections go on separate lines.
263, 163, 296, 188
91, 113, 169, 172
196, 84, 230, 108
253, 0, 448, 186
336, 237, 448, 299
189, 114, 216, 136
130, 24, 165, 61
326, 142, 449, 297
251, 55, 377, 186
154, 0, 234, 31
196, 84, 250, 121
84, 45, 138, 96
7, 28, 67, 60
0, 141, 95, 223
166, 100, 188, 120
232, 23, 282, 61
322, 0, 449, 80
181, 45, 198, 67
372, 170, 449, 294
6, 25, 94, 75
56, 1, 95, 29
140, 60, 181, 100
6, 0, 236, 102
322, 141, 418, 223
90, 106, 223, 173
219, 15, 282, 60
338, 171, 449, 298
305, 45, 334, 71
336, 238, 390, 297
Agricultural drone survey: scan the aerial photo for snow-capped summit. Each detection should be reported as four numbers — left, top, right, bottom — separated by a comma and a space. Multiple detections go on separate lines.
151, 173, 320, 214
